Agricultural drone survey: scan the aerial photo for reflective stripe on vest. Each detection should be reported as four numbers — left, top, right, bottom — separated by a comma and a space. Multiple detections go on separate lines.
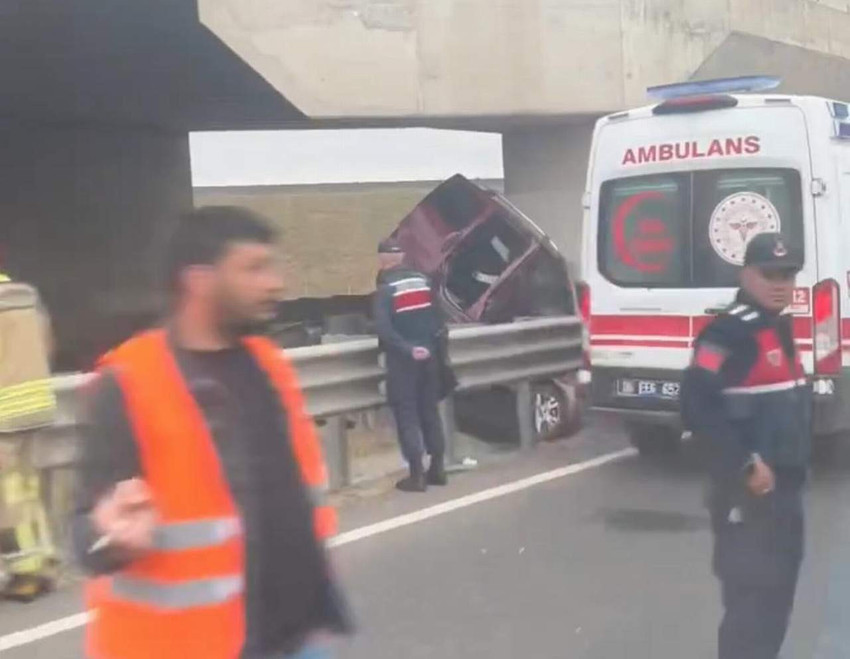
0, 379, 56, 422
111, 574, 243, 611
153, 517, 241, 552
109, 517, 244, 610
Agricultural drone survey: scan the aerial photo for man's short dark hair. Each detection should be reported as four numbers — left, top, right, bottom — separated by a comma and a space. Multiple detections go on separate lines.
165, 206, 276, 291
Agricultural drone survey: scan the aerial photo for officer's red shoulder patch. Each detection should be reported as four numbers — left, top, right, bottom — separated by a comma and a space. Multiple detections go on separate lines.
693, 343, 728, 373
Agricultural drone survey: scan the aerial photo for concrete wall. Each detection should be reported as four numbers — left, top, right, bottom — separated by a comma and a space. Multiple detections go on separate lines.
200, 0, 850, 121
0, 127, 192, 370
194, 181, 439, 299
502, 124, 594, 269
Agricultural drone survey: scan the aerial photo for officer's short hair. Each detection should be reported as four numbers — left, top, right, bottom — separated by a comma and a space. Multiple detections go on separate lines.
165, 206, 277, 292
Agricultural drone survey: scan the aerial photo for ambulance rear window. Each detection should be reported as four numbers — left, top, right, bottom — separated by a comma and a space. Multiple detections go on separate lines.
598, 168, 803, 288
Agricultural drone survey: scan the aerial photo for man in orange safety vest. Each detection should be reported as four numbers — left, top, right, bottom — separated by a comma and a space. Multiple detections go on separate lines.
73, 207, 351, 659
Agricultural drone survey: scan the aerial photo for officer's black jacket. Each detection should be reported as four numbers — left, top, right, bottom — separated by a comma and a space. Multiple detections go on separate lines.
373, 265, 443, 356
681, 292, 812, 480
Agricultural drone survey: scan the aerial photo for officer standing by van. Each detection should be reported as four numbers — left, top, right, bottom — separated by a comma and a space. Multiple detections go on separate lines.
682, 233, 811, 659
374, 239, 448, 492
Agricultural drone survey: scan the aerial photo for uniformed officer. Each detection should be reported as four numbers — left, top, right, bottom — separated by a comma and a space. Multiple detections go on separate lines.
373, 239, 447, 492
682, 232, 812, 659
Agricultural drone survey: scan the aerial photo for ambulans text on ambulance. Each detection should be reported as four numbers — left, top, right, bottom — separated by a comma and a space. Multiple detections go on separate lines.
622, 136, 761, 166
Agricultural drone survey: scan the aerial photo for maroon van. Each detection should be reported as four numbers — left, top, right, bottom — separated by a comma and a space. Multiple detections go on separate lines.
388, 174, 589, 440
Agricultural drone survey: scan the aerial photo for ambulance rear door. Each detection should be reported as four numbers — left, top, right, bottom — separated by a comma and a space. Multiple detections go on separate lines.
585, 99, 817, 414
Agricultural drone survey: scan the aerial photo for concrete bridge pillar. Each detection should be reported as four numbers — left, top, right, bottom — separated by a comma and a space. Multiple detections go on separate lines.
502, 123, 594, 270
0, 126, 192, 370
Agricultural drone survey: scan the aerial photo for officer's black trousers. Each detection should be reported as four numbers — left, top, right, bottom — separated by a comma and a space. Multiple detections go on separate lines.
712, 470, 805, 659
387, 356, 446, 467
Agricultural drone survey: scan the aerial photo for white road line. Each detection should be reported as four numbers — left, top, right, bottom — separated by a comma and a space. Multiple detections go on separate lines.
0, 612, 92, 652
0, 447, 636, 652
330, 447, 636, 547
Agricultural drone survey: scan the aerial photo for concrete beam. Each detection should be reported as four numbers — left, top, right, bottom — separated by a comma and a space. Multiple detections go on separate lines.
199, 0, 850, 121
696, 32, 850, 100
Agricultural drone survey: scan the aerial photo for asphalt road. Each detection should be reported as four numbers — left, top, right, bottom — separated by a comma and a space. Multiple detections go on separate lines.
5, 418, 850, 658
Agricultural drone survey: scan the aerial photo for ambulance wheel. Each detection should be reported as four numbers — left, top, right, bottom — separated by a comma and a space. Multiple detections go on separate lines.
627, 423, 681, 456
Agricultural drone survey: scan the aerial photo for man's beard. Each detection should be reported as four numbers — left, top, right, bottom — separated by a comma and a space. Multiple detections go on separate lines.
221, 315, 273, 339
215, 301, 275, 339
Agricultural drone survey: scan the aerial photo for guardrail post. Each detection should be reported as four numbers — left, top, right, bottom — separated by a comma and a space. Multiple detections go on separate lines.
319, 417, 350, 490
516, 381, 535, 450
439, 396, 457, 466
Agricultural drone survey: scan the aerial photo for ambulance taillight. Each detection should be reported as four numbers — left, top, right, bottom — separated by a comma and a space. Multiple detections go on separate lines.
813, 279, 842, 375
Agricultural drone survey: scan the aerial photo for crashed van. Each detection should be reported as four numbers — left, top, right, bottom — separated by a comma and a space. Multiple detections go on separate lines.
387, 174, 589, 440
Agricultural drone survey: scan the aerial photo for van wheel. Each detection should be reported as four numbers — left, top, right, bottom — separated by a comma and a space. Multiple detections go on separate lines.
627, 423, 681, 456
532, 383, 567, 441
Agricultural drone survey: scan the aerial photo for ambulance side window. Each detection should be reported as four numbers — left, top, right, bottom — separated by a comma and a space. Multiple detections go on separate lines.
598, 174, 690, 287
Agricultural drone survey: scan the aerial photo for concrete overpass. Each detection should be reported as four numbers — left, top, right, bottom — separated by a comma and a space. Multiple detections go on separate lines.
7, 1, 850, 366
200, 0, 850, 263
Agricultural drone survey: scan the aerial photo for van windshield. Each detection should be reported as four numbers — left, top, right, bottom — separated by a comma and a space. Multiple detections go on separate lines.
598, 168, 804, 288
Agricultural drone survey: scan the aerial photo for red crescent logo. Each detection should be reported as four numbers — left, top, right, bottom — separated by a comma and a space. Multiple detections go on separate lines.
612, 191, 668, 273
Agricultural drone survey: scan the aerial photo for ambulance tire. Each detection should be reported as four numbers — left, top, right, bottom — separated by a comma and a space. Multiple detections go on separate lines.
627, 423, 681, 456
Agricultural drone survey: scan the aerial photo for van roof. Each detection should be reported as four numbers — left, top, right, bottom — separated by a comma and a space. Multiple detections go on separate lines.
599, 94, 843, 126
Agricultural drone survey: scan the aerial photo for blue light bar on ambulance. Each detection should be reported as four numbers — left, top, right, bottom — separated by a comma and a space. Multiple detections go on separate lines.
647, 75, 782, 101
831, 102, 849, 120
829, 101, 850, 139
652, 95, 738, 115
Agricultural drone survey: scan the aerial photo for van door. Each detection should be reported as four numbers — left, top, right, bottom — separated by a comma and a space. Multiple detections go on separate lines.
594, 167, 810, 353
391, 174, 489, 274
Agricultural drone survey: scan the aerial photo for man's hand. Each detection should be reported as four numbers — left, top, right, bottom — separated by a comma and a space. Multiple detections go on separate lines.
91, 478, 158, 557
746, 456, 775, 497
411, 346, 431, 361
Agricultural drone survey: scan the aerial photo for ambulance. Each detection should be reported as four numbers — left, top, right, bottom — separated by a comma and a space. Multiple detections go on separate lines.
582, 76, 850, 454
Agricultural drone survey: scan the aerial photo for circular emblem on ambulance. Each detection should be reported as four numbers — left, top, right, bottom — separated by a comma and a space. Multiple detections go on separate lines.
709, 192, 781, 266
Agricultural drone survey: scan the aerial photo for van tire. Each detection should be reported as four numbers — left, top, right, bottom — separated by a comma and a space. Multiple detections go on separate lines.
531, 382, 564, 442
628, 424, 681, 456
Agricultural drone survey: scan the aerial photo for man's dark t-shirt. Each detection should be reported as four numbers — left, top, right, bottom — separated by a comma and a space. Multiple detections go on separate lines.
72, 344, 348, 658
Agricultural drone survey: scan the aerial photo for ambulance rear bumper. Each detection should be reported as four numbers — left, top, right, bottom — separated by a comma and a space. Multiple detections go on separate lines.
593, 407, 682, 428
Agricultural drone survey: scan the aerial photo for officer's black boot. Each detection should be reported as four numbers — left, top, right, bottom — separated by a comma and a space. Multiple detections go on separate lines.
396, 462, 427, 492
427, 454, 447, 486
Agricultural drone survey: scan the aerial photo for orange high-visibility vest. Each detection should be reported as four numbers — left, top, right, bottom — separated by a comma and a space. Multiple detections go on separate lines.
86, 330, 336, 659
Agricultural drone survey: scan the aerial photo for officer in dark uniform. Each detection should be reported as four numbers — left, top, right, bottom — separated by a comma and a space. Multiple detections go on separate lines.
373, 239, 447, 492
682, 233, 812, 659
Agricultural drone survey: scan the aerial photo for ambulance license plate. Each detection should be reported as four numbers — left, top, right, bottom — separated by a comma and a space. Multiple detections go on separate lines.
617, 379, 680, 400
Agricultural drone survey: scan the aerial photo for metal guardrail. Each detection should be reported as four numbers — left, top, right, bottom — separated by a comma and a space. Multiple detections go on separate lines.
42, 316, 584, 486
290, 316, 584, 485
293, 316, 584, 415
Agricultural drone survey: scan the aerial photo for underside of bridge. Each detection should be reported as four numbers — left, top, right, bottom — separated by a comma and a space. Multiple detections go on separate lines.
0, 1, 304, 369
200, 1, 850, 268
9, 1, 850, 367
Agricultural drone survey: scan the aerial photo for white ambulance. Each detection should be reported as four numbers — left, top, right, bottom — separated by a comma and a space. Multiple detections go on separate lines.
582, 77, 850, 454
